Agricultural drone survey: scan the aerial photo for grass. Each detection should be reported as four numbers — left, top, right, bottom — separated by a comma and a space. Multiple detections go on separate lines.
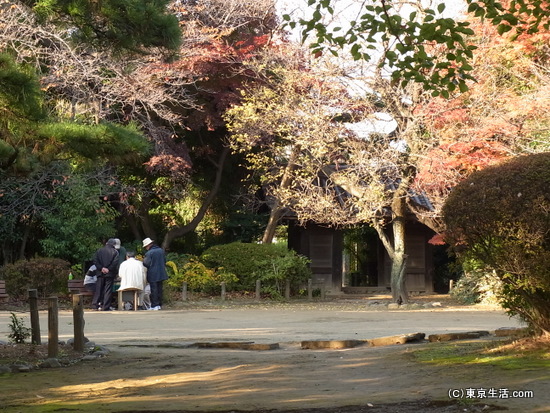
411, 337, 550, 370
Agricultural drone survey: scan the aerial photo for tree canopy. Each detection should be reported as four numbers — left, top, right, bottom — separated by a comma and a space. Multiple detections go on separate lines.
0, 0, 279, 263
285, 0, 550, 96
28, 0, 182, 53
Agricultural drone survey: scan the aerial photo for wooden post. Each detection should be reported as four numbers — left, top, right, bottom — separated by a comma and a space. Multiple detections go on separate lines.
73, 294, 85, 352
48, 297, 58, 358
255, 279, 261, 301
182, 282, 188, 301
307, 279, 313, 301
28, 289, 41, 345
284, 279, 290, 300
318, 278, 326, 300
449, 279, 454, 292
220, 282, 226, 301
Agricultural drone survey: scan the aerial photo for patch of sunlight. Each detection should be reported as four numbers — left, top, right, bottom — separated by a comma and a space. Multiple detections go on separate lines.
46, 363, 284, 404
412, 341, 550, 370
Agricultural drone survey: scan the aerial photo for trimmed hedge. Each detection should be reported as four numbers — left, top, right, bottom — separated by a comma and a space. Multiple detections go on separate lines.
200, 242, 311, 293
0, 257, 72, 299
443, 152, 550, 335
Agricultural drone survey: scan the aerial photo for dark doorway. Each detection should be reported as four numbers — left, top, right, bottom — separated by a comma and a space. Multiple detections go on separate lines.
343, 227, 379, 287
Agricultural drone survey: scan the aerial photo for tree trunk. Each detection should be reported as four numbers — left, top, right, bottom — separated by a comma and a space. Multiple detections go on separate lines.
1, 242, 13, 265
139, 196, 158, 243
123, 211, 143, 242
262, 206, 284, 244
372, 177, 411, 304
373, 218, 409, 305
262, 145, 300, 244
161, 146, 230, 250
389, 179, 410, 304
390, 216, 408, 304
18, 223, 31, 261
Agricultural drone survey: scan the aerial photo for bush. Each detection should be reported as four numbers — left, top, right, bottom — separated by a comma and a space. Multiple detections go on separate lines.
8, 313, 31, 344
0, 257, 72, 299
443, 153, 550, 335
200, 242, 311, 295
450, 259, 502, 305
166, 254, 237, 294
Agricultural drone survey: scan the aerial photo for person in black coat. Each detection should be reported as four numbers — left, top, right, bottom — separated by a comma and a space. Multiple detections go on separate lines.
142, 237, 168, 310
92, 238, 119, 311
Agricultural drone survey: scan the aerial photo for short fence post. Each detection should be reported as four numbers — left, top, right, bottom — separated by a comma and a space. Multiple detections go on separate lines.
28, 289, 41, 345
318, 278, 326, 300
182, 282, 188, 301
307, 279, 313, 301
48, 297, 58, 358
449, 279, 454, 292
284, 279, 290, 300
255, 279, 261, 301
73, 294, 85, 352
221, 282, 226, 301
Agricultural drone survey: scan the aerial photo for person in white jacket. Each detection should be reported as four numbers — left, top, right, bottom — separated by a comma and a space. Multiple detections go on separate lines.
117, 251, 150, 309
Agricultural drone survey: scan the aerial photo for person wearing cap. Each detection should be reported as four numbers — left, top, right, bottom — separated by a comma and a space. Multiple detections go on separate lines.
92, 238, 119, 311
112, 238, 127, 303
113, 238, 127, 270
142, 237, 168, 310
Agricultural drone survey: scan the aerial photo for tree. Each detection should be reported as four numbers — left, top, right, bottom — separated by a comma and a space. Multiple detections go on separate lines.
28, 0, 181, 53
227, 1, 550, 302
39, 167, 121, 264
0, 0, 278, 255
285, 0, 550, 95
225, 42, 435, 303
130, 0, 279, 249
0, 4, 156, 263
443, 153, 550, 336
411, 11, 550, 229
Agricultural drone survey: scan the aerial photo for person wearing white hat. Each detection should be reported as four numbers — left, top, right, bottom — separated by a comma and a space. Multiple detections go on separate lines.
142, 238, 168, 310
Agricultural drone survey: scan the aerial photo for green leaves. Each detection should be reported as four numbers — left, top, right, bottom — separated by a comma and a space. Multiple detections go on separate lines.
37, 121, 150, 164
443, 153, 550, 334
0, 54, 46, 122
286, 0, 549, 96
31, 0, 181, 53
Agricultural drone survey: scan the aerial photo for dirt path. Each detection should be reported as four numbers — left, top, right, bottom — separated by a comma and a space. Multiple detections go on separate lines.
1, 297, 548, 412
1, 340, 548, 412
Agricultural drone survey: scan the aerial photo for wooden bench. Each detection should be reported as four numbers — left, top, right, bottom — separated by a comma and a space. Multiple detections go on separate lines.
68, 279, 94, 297
0, 280, 8, 300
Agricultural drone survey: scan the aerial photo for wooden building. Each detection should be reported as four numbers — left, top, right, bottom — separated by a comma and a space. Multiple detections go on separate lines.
287, 220, 436, 295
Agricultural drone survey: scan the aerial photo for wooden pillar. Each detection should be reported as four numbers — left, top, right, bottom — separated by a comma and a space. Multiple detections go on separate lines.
284, 279, 290, 300
28, 289, 41, 345
220, 282, 226, 301
307, 279, 313, 301
182, 282, 188, 301
255, 280, 261, 301
48, 297, 58, 358
318, 278, 326, 300
72, 294, 85, 352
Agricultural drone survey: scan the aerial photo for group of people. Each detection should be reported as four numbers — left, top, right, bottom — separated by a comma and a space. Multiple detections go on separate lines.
84, 237, 168, 311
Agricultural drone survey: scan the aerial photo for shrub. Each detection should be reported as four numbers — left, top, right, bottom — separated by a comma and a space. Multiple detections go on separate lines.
166, 255, 237, 294
253, 250, 312, 299
443, 153, 550, 335
0, 257, 72, 299
200, 242, 311, 295
450, 259, 502, 305
8, 313, 31, 344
